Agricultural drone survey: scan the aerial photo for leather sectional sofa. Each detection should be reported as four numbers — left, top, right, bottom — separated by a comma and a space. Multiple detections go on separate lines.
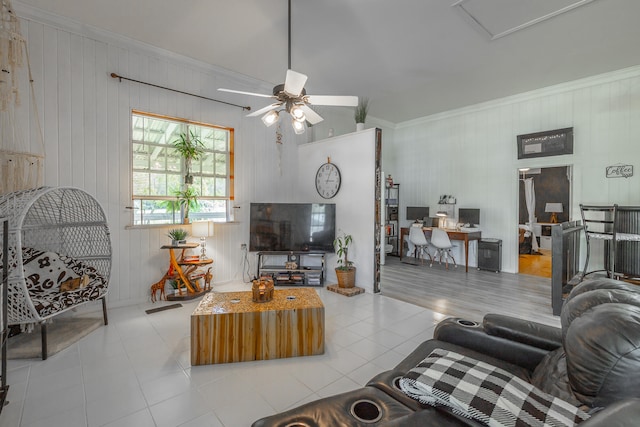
253, 278, 640, 426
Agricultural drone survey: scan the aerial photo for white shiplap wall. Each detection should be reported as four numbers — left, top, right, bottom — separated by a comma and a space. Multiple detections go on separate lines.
16, 7, 360, 306
15, 4, 640, 303
389, 67, 640, 273
298, 129, 378, 292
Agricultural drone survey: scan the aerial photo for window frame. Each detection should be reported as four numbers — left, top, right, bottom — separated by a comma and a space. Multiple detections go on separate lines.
130, 109, 235, 227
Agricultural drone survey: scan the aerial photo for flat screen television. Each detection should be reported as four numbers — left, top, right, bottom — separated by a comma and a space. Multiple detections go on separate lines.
406, 206, 429, 222
249, 203, 336, 252
458, 208, 480, 227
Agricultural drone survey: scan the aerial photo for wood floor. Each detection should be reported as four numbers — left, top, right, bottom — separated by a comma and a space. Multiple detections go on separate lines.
518, 249, 552, 278
381, 255, 560, 327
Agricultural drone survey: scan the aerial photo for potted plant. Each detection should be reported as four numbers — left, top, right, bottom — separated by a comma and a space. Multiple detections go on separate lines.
172, 130, 205, 184
354, 97, 369, 131
334, 233, 356, 288
167, 228, 188, 245
175, 187, 199, 224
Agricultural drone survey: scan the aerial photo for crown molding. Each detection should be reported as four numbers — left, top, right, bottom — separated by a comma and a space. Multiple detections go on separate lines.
397, 64, 640, 129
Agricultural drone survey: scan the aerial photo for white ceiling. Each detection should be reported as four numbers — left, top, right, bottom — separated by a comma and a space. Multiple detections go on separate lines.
16, 0, 640, 123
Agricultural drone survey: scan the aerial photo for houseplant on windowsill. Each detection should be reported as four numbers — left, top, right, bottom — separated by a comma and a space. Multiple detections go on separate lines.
334, 233, 355, 288
167, 228, 188, 246
172, 130, 205, 184
175, 187, 199, 224
354, 97, 369, 131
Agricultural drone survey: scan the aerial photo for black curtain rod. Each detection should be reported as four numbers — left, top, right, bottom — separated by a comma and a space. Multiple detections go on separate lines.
110, 73, 251, 112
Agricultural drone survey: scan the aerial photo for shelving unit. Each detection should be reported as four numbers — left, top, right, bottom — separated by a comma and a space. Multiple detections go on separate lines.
385, 183, 400, 256
257, 251, 326, 286
1, 217, 9, 413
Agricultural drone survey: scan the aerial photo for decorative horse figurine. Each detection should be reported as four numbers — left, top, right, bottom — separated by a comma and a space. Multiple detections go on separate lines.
204, 267, 213, 290
150, 280, 166, 302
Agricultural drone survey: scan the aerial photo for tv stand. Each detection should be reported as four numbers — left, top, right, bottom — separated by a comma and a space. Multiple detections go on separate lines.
256, 251, 326, 286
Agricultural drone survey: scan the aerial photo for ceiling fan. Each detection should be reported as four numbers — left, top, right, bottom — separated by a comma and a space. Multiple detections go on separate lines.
218, 0, 358, 134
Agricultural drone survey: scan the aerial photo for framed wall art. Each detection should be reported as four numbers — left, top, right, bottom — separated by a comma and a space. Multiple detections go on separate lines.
517, 127, 573, 159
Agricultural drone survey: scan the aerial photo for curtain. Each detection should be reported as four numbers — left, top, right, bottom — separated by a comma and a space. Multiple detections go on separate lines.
524, 178, 539, 252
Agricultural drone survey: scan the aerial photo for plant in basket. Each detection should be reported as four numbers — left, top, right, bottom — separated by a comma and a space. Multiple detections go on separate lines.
334, 233, 356, 288
167, 228, 188, 245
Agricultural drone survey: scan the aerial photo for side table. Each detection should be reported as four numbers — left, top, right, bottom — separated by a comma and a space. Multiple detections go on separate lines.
152, 244, 213, 301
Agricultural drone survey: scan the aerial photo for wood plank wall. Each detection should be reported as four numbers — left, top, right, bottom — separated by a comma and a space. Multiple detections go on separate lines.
390, 67, 640, 273
15, 10, 357, 306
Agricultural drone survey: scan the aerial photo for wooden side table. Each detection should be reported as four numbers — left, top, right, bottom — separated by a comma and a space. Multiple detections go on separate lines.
152, 244, 213, 301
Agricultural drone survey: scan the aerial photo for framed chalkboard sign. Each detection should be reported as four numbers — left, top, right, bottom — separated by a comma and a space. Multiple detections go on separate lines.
517, 127, 573, 159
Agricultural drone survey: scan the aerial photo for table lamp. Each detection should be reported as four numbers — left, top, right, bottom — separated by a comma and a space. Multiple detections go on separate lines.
545, 203, 563, 223
192, 221, 214, 260
436, 211, 448, 228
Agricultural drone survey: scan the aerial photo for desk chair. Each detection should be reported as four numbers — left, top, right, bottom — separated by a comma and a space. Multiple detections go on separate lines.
430, 228, 457, 269
408, 225, 432, 265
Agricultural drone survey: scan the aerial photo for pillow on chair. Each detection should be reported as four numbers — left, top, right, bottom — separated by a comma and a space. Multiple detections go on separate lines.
399, 349, 590, 427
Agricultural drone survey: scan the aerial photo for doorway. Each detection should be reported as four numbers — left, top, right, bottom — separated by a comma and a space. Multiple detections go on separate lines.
517, 165, 572, 277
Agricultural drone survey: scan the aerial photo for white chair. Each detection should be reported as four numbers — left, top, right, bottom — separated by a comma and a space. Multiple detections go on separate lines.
409, 224, 432, 265
430, 228, 457, 269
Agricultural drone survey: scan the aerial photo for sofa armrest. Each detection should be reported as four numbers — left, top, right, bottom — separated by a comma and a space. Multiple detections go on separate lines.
483, 314, 562, 351
433, 318, 550, 372
579, 399, 640, 426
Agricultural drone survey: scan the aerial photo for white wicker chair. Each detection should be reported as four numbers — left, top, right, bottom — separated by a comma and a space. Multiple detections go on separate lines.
0, 187, 111, 359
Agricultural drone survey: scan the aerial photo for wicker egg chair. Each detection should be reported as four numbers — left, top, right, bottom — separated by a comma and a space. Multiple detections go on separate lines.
0, 186, 111, 359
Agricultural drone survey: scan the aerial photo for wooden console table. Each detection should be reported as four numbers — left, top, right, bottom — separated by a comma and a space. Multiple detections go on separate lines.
191, 288, 325, 365
400, 227, 482, 273
154, 243, 213, 301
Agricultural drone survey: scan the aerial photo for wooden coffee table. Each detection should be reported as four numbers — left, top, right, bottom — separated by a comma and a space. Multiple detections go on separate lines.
191, 288, 325, 365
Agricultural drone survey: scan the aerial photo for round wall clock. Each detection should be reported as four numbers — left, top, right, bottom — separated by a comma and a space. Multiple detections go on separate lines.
315, 162, 341, 199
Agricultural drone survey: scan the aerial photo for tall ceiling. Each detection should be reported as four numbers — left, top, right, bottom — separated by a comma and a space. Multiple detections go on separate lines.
16, 0, 640, 123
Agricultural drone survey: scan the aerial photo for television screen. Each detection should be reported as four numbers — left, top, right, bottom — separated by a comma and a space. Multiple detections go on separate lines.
458, 208, 480, 227
249, 203, 336, 252
406, 206, 429, 221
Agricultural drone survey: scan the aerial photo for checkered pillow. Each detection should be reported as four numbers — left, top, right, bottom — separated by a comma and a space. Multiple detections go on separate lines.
399, 349, 590, 427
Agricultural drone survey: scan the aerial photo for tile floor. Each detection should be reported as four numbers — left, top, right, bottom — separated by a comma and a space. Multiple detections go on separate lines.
1, 282, 448, 427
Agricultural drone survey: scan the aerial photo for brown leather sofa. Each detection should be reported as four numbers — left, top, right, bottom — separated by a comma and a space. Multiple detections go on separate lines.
252, 278, 640, 426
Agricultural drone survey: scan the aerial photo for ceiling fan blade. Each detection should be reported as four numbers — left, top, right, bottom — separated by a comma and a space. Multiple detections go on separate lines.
218, 88, 274, 98
247, 103, 281, 117
305, 95, 359, 107
300, 105, 324, 125
284, 69, 308, 97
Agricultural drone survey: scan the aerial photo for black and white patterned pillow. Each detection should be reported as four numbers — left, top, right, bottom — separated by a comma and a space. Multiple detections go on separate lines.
399, 349, 590, 427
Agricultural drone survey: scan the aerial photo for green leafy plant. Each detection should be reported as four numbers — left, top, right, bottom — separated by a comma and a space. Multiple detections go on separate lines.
354, 97, 369, 124
173, 130, 205, 183
167, 228, 188, 241
334, 233, 354, 271
175, 187, 199, 221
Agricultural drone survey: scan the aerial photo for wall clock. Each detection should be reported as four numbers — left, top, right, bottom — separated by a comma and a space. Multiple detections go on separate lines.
315, 162, 341, 199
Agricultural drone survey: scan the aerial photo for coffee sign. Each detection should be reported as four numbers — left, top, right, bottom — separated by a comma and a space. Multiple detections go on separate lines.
606, 164, 633, 178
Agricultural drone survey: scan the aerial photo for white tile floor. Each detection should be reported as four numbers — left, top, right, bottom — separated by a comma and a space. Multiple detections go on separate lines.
1, 283, 448, 427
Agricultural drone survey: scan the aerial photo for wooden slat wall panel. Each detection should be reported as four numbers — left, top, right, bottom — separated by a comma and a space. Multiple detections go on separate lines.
391, 69, 640, 274
42, 26, 58, 186
18, 9, 640, 303
16, 14, 322, 305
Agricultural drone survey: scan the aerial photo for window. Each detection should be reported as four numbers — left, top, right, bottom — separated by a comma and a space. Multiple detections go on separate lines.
131, 110, 234, 225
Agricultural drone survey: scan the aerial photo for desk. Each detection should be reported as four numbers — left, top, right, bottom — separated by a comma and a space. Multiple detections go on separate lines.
400, 227, 482, 273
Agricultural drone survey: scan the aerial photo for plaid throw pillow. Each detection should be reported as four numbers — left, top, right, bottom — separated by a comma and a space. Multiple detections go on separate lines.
399, 349, 590, 427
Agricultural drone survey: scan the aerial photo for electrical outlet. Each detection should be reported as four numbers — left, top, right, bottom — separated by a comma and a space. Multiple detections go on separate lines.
240, 243, 247, 250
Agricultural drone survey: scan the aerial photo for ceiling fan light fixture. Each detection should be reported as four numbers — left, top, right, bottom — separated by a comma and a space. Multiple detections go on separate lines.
292, 118, 305, 134
262, 110, 280, 127
290, 104, 306, 122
